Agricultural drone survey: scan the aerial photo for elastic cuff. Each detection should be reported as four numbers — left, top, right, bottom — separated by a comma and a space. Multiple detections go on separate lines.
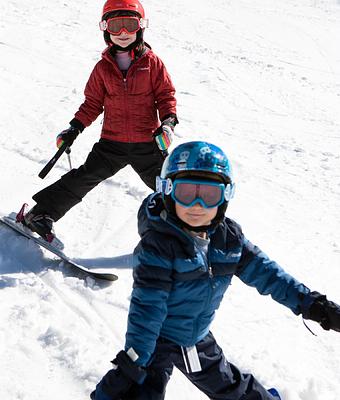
300, 291, 324, 318
69, 118, 85, 132
161, 114, 178, 126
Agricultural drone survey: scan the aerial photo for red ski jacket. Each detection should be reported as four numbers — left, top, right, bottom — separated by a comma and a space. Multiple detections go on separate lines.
74, 47, 177, 143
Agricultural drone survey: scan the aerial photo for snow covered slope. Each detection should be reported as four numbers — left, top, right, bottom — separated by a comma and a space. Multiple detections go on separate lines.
0, 0, 340, 399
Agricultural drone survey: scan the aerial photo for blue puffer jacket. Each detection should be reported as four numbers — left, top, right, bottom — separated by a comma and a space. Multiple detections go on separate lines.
125, 193, 310, 366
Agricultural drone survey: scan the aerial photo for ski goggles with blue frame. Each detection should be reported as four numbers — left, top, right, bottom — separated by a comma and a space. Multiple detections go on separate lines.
156, 177, 235, 208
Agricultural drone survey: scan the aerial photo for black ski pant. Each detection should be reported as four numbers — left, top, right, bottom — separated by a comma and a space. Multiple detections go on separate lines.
32, 139, 165, 221
124, 332, 276, 400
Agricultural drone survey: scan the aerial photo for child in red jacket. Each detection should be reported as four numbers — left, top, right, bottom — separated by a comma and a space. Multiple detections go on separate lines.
21, 0, 177, 243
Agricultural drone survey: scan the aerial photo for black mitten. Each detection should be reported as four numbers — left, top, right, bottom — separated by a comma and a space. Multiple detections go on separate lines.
90, 350, 147, 400
56, 119, 85, 149
302, 291, 340, 332
56, 126, 80, 149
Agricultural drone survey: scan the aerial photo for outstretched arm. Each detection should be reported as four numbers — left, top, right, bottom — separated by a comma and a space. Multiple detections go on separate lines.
236, 238, 310, 314
236, 238, 340, 332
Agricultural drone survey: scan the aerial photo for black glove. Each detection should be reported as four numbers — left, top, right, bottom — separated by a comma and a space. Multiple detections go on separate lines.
90, 350, 147, 400
56, 118, 84, 149
302, 291, 340, 332
56, 126, 80, 149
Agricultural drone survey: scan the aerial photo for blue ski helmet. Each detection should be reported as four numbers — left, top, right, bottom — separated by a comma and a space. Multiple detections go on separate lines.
157, 141, 235, 230
160, 141, 234, 184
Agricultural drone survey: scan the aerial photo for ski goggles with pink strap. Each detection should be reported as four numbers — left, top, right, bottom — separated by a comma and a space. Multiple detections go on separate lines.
157, 178, 235, 209
99, 16, 148, 36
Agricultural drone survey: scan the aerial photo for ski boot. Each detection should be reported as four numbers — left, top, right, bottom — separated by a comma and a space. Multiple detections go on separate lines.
16, 203, 64, 250
268, 388, 281, 399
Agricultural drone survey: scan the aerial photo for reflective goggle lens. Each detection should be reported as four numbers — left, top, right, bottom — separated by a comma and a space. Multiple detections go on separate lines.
106, 17, 140, 35
172, 180, 225, 208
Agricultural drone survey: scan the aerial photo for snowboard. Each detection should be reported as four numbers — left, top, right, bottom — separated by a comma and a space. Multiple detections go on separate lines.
0, 215, 118, 282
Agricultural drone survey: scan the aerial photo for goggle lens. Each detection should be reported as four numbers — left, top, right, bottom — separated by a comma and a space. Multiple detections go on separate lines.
105, 17, 140, 35
172, 180, 225, 208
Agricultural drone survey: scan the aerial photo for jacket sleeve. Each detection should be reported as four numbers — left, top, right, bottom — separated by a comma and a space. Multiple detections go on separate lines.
236, 238, 310, 315
125, 234, 173, 366
74, 62, 106, 127
151, 55, 177, 121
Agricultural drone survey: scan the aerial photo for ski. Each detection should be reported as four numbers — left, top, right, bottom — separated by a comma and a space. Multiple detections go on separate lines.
0, 215, 118, 282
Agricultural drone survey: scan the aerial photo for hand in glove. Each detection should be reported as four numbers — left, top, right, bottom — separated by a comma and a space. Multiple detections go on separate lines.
56, 126, 80, 149
154, 115, 178, 152
90, 349, 147, 400
302, 291, 340, 332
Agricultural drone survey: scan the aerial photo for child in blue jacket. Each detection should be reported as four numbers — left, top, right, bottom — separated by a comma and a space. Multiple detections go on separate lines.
91, 141, 340, 400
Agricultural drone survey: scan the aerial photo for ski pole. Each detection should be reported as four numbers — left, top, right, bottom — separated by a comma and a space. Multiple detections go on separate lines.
38, 142, 69, 179
65, 147, 72, 170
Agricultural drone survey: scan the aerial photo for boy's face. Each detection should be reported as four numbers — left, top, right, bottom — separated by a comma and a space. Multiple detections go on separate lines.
175, 202, 218, 228
110, 31, 137, 48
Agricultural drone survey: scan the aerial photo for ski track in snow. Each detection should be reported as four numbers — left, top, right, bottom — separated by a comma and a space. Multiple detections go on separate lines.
1, 0, 340, 399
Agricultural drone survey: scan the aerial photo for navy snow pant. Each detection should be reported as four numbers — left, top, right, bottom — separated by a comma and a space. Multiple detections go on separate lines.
32, 139, 165, 221
124, 332, 276, 400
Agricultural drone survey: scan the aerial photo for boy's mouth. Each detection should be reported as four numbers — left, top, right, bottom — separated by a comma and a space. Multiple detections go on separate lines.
187, 213, 205, 218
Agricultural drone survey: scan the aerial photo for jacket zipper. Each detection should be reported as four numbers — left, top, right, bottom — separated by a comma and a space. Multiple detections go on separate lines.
207, 245, 213, 278
179, 232, 213, 342
185, 231, 213, 279
122, 76, 129, 140
124, 62, 136, 142
109, 60, 130, 140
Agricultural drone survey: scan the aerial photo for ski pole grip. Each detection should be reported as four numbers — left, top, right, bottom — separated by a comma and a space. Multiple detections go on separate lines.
38, 142, 69, 179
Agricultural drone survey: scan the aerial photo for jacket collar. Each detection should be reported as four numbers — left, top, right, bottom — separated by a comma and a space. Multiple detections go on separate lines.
138, 193, 197, 253
101, 42, 150, 66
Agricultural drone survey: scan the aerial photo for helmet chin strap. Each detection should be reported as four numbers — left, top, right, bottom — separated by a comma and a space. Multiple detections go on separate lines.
181, 221, 212, 233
